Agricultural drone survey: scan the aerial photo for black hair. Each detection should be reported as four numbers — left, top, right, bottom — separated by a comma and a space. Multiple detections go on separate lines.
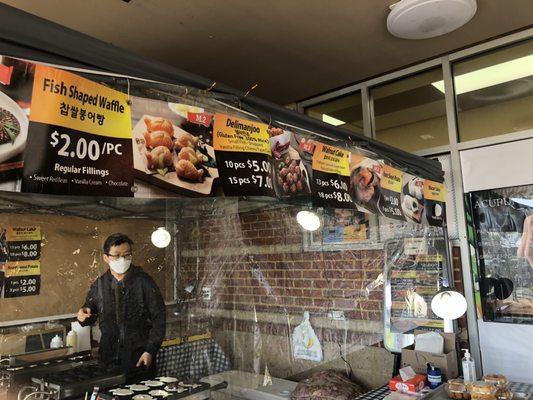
103, 233, 133, 254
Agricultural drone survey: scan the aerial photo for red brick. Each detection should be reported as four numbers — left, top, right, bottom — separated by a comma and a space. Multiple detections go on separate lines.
311, 279, 329, 289
313, 298, 331, 308
303, 270, 321, 279
333, 299, 357, 309
302, 289, 322, 298
343, 270, 364, 280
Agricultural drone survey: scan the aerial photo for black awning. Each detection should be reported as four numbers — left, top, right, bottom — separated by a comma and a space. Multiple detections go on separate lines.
0, 3, 443, 182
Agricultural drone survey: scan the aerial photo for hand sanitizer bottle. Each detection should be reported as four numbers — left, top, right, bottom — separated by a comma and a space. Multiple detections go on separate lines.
462, 349, 476, 383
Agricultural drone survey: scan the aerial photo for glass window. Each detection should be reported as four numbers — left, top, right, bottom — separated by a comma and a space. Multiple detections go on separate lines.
304, 91, 364, 135
371, 68, 449, 152
454, 39, 533, 142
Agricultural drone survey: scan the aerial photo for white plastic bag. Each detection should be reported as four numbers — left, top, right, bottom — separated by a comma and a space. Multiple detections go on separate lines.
292, 311, 323, 362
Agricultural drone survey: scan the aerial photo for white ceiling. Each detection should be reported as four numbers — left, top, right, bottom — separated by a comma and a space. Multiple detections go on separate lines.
1, 0, 532, 104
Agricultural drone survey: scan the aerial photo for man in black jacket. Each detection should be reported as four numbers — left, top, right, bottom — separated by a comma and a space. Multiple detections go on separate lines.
77, 233, 166, 378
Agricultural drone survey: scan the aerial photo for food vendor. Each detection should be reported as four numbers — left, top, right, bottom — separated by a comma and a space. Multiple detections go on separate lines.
77, 233, 166, 379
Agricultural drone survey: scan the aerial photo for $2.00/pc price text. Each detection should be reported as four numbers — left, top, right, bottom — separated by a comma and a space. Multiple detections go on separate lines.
50, 130, 123, 161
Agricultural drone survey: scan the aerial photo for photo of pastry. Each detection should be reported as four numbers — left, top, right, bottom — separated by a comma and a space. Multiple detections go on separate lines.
349, 157, 382, 214
131, 97, 218, 197
401, 176, 425, 223
269, 130, 311, 197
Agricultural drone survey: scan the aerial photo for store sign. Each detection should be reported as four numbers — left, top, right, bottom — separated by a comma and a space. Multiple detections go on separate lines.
310, 142, 353, 208
214, 113, 275, 197
379, 165, 404, 220
22, 65, 133, 196
0, 56, 446, 226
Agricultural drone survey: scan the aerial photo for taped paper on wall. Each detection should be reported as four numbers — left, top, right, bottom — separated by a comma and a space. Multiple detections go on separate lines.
292, 311, 323, 362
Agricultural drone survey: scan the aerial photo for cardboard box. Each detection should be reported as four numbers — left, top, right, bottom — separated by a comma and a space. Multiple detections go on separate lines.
389, 374, 426, 393
401, 330, 458, 379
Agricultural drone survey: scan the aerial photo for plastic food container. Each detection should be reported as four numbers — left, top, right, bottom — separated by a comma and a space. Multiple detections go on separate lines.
470, 381, 498, 400
496, 386, 512, 400
483, 375, 507, 388
445, 379, 471, 399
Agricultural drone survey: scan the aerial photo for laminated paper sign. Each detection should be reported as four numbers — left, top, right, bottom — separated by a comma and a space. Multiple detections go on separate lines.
1, 225, 41, 298
6, 226, 41, 261
379, 165, 405, 220
213, 113, 276, 197
3, 260, 41, 298
311, 142, 354, 209
423, 180, 446, 226
22, 65, 134, 196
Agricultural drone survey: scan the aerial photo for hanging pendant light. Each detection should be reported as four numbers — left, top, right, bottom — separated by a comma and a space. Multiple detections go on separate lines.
151, 227, 171, 248
296, 210, 321, 231
431, 287, 467, 320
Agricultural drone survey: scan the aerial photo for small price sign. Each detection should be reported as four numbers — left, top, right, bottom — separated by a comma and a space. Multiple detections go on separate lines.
3, 260, 41, 298
313, 171, 354, 209
214, 113, 276, 197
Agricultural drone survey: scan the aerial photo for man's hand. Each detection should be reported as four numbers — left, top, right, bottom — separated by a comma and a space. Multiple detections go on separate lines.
136, 352, 153, 368
518, 215, 533, 267
77, 307, 92, 323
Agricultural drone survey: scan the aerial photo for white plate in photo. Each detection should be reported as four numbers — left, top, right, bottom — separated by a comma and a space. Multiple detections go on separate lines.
167, 102, 204, 120
157, 377, 178, 383
0, 91, 28, 163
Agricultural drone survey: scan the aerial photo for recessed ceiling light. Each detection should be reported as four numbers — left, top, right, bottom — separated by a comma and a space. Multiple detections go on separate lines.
387, 0, 477, 40
420, 134, 435, 140
322, 114, 345, 126
432, 54, 533, 95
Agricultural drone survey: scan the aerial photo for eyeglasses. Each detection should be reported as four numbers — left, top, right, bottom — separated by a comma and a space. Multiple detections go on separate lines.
106, 253, 133, 260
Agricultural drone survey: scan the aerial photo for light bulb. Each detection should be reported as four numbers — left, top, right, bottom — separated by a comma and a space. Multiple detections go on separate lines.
431, 289, 467, 320
296, 210, 321, 231
151, 227, 171, 248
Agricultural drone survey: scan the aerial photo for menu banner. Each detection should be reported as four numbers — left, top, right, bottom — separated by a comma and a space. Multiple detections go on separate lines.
311, 143, 353, 209
21, 65, 133, 196
0, 55, 446, 226
214, 113, 275, 197
379, 165, 404, 220
1, 225, 41, 298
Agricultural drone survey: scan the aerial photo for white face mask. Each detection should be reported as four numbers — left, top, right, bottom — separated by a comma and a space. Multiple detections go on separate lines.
109, 257, 131, 274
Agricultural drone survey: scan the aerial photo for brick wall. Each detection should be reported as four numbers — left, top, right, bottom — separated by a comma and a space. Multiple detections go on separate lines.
177, 204, 391, 385
181, 208, 384, 316
179, 205, 385, 343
